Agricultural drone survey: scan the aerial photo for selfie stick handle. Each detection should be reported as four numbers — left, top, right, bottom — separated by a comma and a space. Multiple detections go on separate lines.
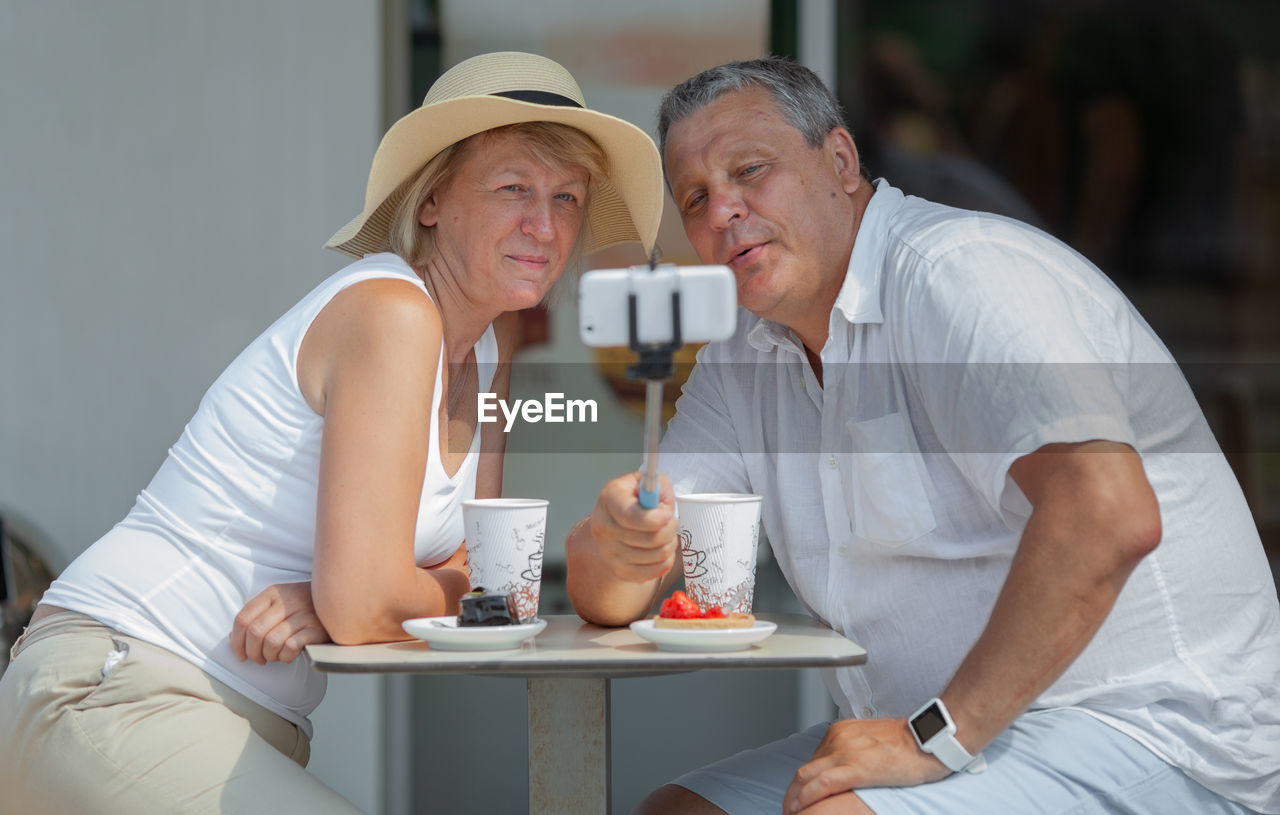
627, 268, 681, 511
639, 380, 663, 509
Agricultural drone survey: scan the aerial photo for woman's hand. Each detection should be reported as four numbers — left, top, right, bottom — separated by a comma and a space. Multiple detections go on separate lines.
231, 581, 331, 664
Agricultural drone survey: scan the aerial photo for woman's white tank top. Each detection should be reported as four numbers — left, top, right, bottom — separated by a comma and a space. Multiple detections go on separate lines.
43, 253, 496, 734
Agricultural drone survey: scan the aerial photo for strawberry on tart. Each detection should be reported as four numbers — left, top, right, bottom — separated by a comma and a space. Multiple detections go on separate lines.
653, 590, 755, 629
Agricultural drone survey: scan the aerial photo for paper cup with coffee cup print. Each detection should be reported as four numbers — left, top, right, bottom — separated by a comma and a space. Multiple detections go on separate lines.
674, 493, 762, 614
462, 498, 547, 623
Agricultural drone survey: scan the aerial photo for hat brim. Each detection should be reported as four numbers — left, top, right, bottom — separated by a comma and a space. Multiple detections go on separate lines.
325, 96, 662, 259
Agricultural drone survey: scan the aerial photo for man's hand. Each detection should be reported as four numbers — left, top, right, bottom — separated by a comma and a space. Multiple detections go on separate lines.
566, 472, 681, 626
231, 581, 331, 664
588, 472, 679, 583
782, 719, 949, 813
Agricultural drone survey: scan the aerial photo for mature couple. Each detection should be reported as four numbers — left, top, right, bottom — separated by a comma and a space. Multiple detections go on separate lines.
1, 51, 1276, 815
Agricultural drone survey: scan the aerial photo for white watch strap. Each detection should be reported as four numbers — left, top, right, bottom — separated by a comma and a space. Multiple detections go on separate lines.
928, 732, 986, 774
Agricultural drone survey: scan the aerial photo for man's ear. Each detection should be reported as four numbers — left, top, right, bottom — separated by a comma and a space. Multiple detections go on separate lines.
418, 195, 439, 228
826, 127, 863, 194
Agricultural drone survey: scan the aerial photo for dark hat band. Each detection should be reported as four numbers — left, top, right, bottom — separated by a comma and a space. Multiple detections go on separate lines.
491, 89, 583, 108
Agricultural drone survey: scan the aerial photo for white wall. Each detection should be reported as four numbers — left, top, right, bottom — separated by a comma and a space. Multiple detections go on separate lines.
0, 1, 386, 811
0, 0, 377, 569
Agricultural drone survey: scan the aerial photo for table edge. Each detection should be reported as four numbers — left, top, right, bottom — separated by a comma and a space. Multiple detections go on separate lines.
307, 612, 867, 676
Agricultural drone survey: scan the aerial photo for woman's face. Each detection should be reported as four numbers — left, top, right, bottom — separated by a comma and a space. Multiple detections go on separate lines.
418, 129, 590, 312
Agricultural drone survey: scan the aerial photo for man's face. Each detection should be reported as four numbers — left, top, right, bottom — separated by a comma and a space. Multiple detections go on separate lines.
664, 86, 861, 325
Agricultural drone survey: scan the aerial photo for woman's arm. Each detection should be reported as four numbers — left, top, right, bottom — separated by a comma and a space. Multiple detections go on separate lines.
232, 302, 522, 657
299, 278, 470, 644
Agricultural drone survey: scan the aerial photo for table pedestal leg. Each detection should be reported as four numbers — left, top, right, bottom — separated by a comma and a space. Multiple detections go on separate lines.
528, 676, 611, 815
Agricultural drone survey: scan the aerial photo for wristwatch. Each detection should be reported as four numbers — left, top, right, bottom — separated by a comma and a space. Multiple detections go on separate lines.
907, 697, 987, 774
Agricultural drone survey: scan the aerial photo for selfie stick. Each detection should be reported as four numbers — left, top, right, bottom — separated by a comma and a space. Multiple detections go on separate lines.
628, 251, 681, 510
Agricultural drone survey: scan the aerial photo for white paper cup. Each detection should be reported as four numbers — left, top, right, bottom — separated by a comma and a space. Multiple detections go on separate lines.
675, 493, 762, 613
462, 498, 548, 622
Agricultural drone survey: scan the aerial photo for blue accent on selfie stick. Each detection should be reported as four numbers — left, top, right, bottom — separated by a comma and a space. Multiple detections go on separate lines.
639, 483, 660, 510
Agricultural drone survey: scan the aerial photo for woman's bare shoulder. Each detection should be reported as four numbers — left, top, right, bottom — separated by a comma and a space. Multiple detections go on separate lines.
315, 277, 443, 351
299, 277, 443, 413
332, 276, 441, 324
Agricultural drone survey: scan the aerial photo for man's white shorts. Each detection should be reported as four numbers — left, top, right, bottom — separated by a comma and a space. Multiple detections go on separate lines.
672, 708, 1259, 814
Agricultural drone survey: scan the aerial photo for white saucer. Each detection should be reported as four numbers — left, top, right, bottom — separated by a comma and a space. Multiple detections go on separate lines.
628, 619, 777, 652
402, 616, 547, 651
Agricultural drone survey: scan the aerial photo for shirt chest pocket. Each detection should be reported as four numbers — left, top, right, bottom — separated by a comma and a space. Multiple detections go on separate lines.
844, 413, 937, 546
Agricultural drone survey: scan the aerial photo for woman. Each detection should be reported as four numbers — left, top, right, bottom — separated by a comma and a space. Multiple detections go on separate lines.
0, 52, 661, 813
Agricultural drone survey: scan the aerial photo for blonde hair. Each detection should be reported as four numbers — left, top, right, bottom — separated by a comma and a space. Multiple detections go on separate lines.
388, 122, 609, 294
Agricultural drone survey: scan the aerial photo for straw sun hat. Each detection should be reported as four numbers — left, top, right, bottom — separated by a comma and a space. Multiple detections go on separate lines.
325, 51, 663, 259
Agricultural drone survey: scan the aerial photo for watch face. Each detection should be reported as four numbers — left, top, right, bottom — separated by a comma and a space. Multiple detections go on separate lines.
912, 704, 948, 743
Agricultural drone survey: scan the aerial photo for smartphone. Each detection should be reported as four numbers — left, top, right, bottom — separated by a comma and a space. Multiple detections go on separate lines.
578, 264, 738, 347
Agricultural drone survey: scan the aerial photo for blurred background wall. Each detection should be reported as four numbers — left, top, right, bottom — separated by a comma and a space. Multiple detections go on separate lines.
2, 1, 1277, 812
0, 1, 391, 811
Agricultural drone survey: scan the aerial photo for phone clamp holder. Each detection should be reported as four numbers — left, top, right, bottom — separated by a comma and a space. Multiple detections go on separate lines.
626, 289, 682, 381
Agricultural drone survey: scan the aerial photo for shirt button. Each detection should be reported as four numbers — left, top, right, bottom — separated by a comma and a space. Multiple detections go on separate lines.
837, 545, 847, 554
827, 457, 838, 470
862, 707, 875, 718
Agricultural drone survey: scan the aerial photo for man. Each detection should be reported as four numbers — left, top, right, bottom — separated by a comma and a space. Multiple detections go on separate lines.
566, 58, 1279, 815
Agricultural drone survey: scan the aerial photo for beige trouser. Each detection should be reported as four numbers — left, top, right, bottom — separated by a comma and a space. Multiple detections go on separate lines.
0, 611, 364, 814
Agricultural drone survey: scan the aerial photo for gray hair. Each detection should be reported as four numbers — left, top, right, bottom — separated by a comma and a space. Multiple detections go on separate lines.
657, 56, 848, 169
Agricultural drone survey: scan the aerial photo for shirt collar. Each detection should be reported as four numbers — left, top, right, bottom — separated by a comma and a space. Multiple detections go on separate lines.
744, 179, 905, 352
745, 318, 796, 353
831, 178, 903, 327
